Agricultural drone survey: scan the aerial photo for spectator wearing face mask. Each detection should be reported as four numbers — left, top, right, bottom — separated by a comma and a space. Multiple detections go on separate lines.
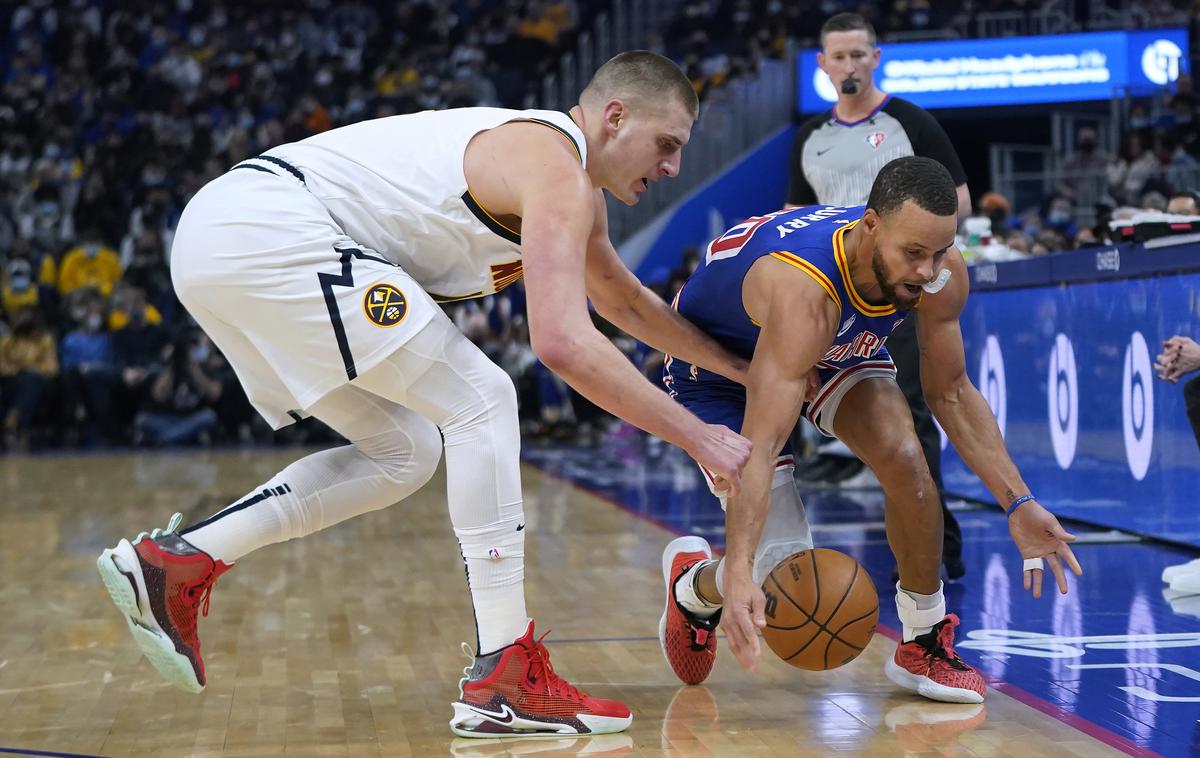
2, 259, 38, 319
1043, 196, 1078, 241
1060, 126, 1112, 176
58, 227, 122, 297
0, 306, 58, 450
59, 291, 117, 445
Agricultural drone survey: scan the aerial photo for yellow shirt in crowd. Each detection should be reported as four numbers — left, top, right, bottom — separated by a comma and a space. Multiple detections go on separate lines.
0, 332, 59, 377
58, 244, 122, 296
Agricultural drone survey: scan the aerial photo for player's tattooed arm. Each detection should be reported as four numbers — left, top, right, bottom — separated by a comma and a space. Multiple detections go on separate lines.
916, 248, 1030, 504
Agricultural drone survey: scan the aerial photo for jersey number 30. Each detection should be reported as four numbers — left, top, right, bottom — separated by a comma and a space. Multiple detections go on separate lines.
705, 210, 788, 265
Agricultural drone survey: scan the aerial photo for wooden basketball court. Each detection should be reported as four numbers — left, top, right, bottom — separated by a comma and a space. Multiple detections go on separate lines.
0, 448, 1124, 757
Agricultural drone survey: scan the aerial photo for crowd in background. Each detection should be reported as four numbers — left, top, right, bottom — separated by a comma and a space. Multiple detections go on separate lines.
963, 85, 1200, 262
0, 0, 600, 450
0, 0, 1197, 450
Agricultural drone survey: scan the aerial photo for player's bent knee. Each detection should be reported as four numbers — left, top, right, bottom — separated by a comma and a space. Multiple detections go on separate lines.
354, 421, 443, 497
449, 361, 519, 432
403, 422, 444, 489
872, 437, 928, 485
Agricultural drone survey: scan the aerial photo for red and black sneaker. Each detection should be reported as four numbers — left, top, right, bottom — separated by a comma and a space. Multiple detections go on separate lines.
97, 513, 233, 693
885, 614, 986, 703
659, 536, 720, 685
450, 621, 632, 737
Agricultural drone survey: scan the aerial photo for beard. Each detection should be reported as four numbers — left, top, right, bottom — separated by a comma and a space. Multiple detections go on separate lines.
840, 77, 860, 94
871, 248, 921, 310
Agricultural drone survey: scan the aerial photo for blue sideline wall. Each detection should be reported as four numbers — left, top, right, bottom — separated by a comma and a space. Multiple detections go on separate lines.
945, 246, 1200, 548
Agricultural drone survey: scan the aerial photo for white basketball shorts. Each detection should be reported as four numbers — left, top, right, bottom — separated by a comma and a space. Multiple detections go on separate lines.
169, 161, 436, 428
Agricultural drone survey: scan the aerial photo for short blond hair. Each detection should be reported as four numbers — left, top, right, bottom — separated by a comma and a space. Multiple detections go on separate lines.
581, 51, 698, 118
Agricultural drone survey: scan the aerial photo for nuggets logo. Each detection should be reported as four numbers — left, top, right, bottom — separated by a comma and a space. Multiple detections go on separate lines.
866, 131, 887, 150
363, 283, 408, 327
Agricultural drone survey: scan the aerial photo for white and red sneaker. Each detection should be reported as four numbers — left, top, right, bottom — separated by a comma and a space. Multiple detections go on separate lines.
96, 513, 233, 693
659, 536, 720, 685
885, 614, 986, 703
450, 621, 632, 737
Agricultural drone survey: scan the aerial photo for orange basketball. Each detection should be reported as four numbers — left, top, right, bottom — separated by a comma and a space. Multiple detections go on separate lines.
760, 548, 879, 670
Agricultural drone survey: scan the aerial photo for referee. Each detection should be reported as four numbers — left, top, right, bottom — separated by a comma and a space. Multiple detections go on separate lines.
788, 12, 968, 580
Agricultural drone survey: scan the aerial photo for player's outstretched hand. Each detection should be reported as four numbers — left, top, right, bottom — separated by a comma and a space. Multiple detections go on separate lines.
1008, 500, 1082, 598
722, 570, 766, 672
688, 424, 752, 497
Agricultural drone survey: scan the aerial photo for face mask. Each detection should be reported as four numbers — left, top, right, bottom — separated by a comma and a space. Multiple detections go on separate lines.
86, 313, 103, 330
1130, 117, 1150, 129
191, 343, 211, 364
1048, 210, 1070, 224
841, 78, 860, 95
84, 243, 99, 258
911, 11, 930, 27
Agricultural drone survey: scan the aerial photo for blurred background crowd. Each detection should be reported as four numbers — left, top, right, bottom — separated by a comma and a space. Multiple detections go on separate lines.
0, 0, 1196, 451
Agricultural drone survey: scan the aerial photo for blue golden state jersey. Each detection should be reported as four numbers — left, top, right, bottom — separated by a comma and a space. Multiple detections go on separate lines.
664, 205, 906, 399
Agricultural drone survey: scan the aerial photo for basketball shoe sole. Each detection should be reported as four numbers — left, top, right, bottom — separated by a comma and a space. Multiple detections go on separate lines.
97, 539, 203, 693
884, 655, 984, 704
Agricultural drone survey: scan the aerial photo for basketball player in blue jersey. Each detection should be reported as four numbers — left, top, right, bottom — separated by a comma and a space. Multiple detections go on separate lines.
658, 156, 1082, 703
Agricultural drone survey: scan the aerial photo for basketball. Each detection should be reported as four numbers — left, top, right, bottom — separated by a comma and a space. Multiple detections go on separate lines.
760, 548, 879, 671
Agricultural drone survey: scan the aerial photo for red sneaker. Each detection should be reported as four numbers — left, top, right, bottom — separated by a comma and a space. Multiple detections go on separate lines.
450, 621, 632, 737
97, 513, 233, 693
658, 536, 720, 685
885, 615, 986, 703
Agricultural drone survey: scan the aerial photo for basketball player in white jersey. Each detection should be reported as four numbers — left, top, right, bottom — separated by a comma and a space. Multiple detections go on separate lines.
95, 52, 753, 737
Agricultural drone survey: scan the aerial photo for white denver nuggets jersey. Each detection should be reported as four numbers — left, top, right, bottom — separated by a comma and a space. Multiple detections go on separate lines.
267, 107, 587, 302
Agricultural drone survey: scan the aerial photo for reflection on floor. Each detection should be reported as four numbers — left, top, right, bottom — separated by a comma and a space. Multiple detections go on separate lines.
0, 441, 1195, 756
525, 439, 1200, 758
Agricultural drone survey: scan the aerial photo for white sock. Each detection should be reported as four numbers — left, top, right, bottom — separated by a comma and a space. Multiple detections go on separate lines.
895, 581, 946, 643
674, 559, 721, 618
458, 519, 529, 654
